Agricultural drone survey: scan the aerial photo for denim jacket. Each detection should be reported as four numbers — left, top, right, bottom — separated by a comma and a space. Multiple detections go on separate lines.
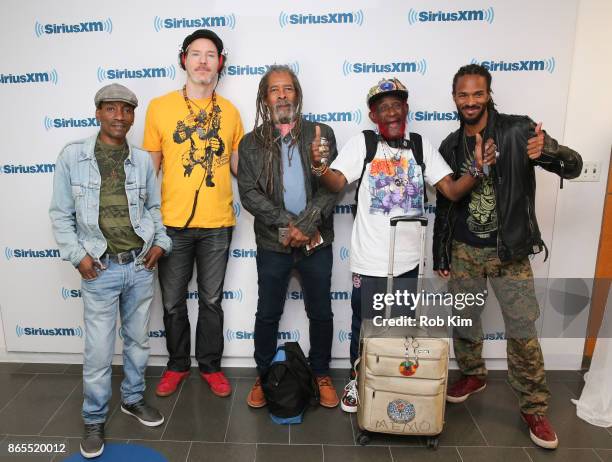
49, 134, 172, 267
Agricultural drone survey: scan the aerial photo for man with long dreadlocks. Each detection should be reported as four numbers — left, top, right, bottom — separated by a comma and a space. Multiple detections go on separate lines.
237, 65, 340, 409
143, 29, 244, 399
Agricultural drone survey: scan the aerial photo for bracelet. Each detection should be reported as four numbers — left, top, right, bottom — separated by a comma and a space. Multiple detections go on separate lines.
468, 161, 483, 178
311, 163, 328, 177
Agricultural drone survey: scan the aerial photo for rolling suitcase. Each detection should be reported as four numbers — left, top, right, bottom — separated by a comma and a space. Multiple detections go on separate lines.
356, 216, 449, 449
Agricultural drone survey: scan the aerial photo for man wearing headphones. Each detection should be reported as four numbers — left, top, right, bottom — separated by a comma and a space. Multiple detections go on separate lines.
143, 29, 244, 398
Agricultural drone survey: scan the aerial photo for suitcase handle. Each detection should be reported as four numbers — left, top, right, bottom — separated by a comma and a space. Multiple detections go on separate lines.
390, 215, 428, 227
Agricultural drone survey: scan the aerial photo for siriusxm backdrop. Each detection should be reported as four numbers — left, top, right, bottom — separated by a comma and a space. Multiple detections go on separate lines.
0, 0, 581, 362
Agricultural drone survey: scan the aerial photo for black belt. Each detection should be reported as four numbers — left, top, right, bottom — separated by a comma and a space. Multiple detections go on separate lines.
102, 248, 142, 265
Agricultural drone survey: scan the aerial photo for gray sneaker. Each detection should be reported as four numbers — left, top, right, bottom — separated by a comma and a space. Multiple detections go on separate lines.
121, 399, 164, 427
80, 422, 104, 458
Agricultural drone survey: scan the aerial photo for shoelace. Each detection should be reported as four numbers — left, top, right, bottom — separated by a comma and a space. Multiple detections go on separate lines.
343, 380, 359, 403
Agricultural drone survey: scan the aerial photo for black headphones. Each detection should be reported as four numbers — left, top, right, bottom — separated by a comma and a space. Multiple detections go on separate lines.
178, 29, 227, 73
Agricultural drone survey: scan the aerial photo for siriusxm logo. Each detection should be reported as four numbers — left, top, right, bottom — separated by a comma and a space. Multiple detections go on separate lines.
303, 109, 362, 125
223, 61, 300, 77
61, 288, 81, 300
186, 289, 244, 302
233, 202, 241, 218
0, 69, 58, 85
34, 18, 113, 37
286, 291, 350, 301
279, 10, 363, 28
231, 248, 257, 258
408, 110, 459, 122
119, 328, 165, 340
333, 203, 353, 215
337, 330, 352, 343
342, 60, 427, 76
97, 65, 176, 82
408, 7, 494, 25
339, 246, 350, 261
16, 325, 83, 338
5, 247, 60, 260
484, 331, 506, 340
225, 329, 300, 342
471, 57, 556, 74
44, 116, 99, 130
1, 163, 55, 174
153, 14, 236, 31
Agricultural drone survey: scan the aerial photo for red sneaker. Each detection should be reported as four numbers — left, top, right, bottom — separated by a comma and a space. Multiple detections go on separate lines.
521, 412, 559, 449
155, 370, 190, 397
201, 371, 232, 397
446, 376, 486, 403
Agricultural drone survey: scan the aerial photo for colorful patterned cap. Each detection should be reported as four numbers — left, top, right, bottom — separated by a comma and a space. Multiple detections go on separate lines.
367, 78, 408, 108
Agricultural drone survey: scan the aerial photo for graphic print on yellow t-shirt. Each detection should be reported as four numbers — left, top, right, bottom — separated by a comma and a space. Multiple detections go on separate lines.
142, 90, 244, 228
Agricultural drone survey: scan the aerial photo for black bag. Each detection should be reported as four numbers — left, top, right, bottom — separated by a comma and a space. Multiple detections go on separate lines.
261, 342, 319, 424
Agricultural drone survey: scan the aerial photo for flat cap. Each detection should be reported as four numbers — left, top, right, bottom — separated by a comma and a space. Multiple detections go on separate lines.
94, 83, 138, 108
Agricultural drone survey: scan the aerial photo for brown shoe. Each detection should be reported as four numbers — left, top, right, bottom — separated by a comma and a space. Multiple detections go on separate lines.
446, 376, 486, 403
521, 412, 559, 449
247, 377, 266, 408
316, 376, 340, 408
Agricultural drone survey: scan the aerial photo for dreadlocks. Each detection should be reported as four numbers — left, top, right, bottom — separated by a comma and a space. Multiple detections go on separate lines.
253, 65, 304, 194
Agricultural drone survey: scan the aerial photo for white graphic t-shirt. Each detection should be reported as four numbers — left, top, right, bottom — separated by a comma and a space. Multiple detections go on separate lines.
331, 133, 452, 277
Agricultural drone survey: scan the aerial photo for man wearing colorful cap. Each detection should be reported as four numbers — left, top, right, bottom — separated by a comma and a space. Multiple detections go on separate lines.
143, 29, 244, 398
50, 83, 172, 458
312, 77, 495, 413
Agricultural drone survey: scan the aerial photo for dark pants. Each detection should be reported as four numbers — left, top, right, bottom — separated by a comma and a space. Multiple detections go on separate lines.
254, 246, 334, 376
350, 267, 419, 368
158, 226, 232, 373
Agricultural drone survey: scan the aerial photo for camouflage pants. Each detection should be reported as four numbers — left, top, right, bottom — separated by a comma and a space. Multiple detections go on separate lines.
449, 241, 550, 414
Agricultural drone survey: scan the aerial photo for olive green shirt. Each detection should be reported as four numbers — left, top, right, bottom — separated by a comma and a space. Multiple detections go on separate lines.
95, 137, 143, 254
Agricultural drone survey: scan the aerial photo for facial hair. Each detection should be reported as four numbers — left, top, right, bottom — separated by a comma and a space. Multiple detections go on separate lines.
377, 119, 406, 140
458, 104, 487, 126
271, 101, 296, 124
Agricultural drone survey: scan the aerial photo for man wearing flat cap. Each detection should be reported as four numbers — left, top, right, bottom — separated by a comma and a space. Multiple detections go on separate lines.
143, 29, 244, 399
50, 83, 172, 459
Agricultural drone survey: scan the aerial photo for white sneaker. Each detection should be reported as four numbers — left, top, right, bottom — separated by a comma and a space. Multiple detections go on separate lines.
341, 379, 358, 413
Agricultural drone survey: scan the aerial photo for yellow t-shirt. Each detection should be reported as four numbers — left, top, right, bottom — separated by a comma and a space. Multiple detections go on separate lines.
143, 90, 244, 228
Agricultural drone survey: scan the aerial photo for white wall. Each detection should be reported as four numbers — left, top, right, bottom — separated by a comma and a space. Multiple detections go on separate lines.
0, 0, 609, 370
548, 0, 612, 279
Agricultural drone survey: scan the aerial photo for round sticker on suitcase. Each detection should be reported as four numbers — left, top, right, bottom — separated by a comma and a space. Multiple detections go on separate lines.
399, 360, 418, 376
387, 399, 416, 423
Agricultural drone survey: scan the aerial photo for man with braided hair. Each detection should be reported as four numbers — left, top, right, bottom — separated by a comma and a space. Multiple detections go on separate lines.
433, 64, 582, 449
237, 65, 340, 409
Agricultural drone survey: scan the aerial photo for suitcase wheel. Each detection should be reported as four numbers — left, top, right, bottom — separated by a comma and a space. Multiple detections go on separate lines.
357, 431, 371, 446
426, 436, 439, 450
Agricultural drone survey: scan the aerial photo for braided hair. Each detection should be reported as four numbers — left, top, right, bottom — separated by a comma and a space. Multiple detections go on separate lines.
253, 65, 303, 194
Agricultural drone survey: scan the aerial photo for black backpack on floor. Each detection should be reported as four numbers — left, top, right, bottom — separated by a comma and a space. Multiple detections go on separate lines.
261, 342, 319, 424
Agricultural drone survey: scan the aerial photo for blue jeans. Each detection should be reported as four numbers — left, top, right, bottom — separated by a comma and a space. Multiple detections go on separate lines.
350, 267, 419, 368
254, 246, 333, 376
158, 227, 232, 373
81, 259, 154, 424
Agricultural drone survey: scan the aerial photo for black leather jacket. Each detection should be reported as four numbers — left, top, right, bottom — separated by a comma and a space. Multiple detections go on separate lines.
433, 108, 582, 269
237, 120, 338, 253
